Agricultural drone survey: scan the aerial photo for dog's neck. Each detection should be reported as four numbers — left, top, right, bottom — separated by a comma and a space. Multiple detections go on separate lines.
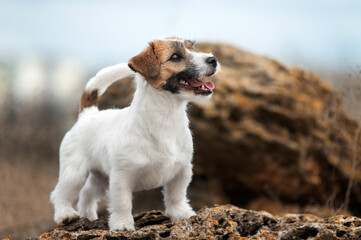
129, 75, 189, 126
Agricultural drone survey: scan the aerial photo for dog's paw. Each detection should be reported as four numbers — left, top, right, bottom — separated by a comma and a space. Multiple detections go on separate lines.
169, 209, 196, 222
109, 222, 135, 231
55, 208, 80, 224
166, 205, 196, 222
81, 211, 98, 221
62, 215, 80, 224
78, 206, 98, 221
109, 213, 135, 231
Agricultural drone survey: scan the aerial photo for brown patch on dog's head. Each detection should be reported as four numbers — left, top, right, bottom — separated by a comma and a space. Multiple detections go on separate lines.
128, 42, 160, 81
166, 36, 182, 40
128, 38, 192, 90
166, 36, 195, 50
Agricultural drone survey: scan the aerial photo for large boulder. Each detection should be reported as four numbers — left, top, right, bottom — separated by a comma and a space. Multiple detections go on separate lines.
190, 43, 361, 215
99, 43, 361, 216
34, 205, 361, 239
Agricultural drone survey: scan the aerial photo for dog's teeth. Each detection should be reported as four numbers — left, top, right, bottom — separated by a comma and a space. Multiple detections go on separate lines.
185, 82, 189, 85
201, 85, 205, 90
180, 80, 187, 85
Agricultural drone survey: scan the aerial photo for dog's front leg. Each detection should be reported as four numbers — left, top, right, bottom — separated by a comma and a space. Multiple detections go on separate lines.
163, 164, 196, 222
108, 174, 134, 231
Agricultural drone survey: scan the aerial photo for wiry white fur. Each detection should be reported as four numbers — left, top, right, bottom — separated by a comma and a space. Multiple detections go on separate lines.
50, 48, 219, 231
85, 63, 134, 95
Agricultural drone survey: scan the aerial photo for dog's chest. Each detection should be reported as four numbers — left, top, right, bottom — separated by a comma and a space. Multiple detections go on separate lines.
134, 159, 181, 191
132, 125, 193, 191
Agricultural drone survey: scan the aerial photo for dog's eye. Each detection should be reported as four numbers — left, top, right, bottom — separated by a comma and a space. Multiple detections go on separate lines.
169, 54, 182, 62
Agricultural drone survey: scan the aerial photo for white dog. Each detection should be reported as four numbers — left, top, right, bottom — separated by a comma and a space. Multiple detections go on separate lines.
50, 37, 220, 231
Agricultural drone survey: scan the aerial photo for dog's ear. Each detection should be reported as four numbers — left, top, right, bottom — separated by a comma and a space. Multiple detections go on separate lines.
184, 40, 196, 50
128, 42, 160, 79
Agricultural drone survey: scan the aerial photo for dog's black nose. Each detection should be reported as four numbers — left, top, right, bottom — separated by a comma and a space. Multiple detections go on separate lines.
205, 57, 217, 68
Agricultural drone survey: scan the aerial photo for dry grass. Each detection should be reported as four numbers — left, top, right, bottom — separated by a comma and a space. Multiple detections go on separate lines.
321, 67, 361, 122
0, 158, 58, 239
0, 102, 68, 239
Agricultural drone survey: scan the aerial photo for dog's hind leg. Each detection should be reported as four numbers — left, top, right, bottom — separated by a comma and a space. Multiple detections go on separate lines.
50, 156, 88, 224
77, 171, 108, 221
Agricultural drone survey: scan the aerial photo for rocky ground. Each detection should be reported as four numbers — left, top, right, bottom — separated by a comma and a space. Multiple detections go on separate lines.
34, 205, 361, 240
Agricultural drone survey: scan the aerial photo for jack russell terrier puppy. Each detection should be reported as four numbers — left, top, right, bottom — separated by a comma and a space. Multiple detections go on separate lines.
50, 37, 220, 231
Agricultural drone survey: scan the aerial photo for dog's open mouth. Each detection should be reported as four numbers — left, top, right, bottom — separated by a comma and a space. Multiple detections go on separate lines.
177, 78, 215, 95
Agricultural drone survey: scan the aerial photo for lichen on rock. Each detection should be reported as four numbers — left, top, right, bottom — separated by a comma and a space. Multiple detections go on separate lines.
34, 205, 361, 240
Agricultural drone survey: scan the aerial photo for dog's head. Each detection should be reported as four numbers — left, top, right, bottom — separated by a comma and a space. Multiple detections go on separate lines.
128, 37, 220, 101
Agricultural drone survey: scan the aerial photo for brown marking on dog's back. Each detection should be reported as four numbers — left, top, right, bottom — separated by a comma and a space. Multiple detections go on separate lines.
79, 89, 98, 112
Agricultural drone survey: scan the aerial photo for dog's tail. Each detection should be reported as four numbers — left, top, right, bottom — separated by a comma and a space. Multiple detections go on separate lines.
79, 63, 134, 112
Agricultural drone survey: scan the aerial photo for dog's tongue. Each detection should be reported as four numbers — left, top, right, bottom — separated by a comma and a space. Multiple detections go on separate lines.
187, 79, 215, 90
204, 81, 215, 90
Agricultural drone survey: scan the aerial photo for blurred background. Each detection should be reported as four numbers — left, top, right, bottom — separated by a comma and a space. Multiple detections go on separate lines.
1, 0, 361, 239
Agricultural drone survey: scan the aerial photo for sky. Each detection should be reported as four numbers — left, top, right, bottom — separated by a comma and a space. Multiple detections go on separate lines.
0, 0, 361, 73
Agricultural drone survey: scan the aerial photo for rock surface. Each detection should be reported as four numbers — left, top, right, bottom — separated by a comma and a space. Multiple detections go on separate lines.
190, 43, 361, 215
99, 43, 361, 216
34, 205, 361, 240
